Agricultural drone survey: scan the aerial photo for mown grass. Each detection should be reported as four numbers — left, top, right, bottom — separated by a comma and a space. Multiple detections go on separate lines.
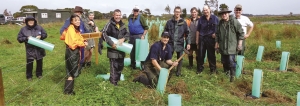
0, 19, 300, 105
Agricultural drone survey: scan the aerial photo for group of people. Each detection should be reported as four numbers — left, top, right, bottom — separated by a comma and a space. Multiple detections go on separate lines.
17, 4, 253, 95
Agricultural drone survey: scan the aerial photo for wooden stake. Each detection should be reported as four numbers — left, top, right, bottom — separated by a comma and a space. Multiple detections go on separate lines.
0, 68, 5, 106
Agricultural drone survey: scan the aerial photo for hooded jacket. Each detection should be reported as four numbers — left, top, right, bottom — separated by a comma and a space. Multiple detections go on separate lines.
17, 16, 48, 60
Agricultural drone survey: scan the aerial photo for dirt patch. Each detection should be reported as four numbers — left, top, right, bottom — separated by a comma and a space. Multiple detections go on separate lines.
229, 79, 252, 98
229, 79, 294, 104
1, 39, 12, 44
166, 80, 191, 100
287, 67, 300, 73
132, 88, 164, 104
264, 50, 281, 61
261, 89, 294, 103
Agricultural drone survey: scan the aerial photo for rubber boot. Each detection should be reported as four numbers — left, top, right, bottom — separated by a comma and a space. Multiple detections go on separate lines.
188, 56, 193, 69
64, 80, 75, 95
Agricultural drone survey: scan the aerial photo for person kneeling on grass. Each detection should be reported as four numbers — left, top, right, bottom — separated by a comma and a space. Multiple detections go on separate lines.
60, 14, 88, 95
133, 32, 178, 88
17, 16, 47, 81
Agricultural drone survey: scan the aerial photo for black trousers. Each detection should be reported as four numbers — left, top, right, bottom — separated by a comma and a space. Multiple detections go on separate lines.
197, 36, 216, 71
26, 58, 43, 79
109, 58, 124, 85
172, 51, 183, 72
129, 34, 142, 67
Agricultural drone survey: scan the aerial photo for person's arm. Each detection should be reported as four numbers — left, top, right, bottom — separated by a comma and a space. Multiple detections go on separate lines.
196, 19, 201, 45
235, 19, 244, 50
140, 15, 149, 39
60, 18, 70, 35
102, 22, 115, 48
152, 59, 162, 70
212, 16, 219, 38
40, 26, 47, 40
17, 28, 28, 43
215, 22, 220, 52
245, 17, 254, 38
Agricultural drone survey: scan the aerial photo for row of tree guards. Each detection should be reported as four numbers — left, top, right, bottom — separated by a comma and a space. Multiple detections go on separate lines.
245, 40, 293, 99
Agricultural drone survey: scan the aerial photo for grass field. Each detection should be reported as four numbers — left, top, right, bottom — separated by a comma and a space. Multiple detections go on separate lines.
0, 19, 300, 105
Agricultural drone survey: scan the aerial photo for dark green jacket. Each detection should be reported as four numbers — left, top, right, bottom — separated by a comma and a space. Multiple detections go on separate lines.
216, 15, 244, 55
127, 14, 149, 30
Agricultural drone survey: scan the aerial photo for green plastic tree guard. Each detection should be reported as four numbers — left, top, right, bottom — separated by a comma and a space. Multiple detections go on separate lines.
168, 94, 182, 106
28, 36, 54, 51
106, 36, 133, 54
236, 55, 245, 78
276, 41, 281, 49
252, 69, 263, 98
124, 58, 131, 66
279, 51, 290, 71
297, 92, 300, 106
136, 39, 149, 61
135, 39, 141, 60
256, 46, 264, 62
156, 68, 169, 94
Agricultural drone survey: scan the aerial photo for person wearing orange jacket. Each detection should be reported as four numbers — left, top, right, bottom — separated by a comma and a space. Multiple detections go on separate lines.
60, 14, 88, 95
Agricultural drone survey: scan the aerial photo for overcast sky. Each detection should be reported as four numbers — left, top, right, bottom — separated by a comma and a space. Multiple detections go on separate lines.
1, 0, 299, 16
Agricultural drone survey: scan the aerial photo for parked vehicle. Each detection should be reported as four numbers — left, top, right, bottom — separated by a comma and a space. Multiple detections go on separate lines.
0, 14, 5, 25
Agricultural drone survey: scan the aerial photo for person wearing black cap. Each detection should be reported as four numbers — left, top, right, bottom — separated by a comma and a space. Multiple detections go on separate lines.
17, 16, 48, 81
215, 6, 244, 82
128, 5, 149, 69
133, 32, 178, 88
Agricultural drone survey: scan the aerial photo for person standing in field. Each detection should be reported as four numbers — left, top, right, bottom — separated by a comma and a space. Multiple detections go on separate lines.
102, 9, 130, 86
17, 16, 48, 81
60, 14, 88, 95
60, 6, 94, 68
196, 5, 219, 75
164, 6, 190, 77
215, 7, 244, 82
83, 11, 100, 67
128, 5, 149, 70
185, 7, 200, 70
234, 4, 254, 56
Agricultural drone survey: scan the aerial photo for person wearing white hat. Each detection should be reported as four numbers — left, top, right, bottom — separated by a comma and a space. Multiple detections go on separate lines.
234, 4, 254, 55
128, 5, 149, 70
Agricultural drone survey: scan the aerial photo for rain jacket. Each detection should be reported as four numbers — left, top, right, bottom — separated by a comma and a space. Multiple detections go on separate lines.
215, 15, 244, 55
17, 16, 47, 60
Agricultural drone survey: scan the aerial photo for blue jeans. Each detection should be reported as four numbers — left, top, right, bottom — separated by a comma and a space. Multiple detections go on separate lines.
221, 54, 236, 76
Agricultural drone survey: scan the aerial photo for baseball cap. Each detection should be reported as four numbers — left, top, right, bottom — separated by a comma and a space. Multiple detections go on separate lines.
133, 5, 139, 10
235, 4, 242, 9
161, 32, 170, 38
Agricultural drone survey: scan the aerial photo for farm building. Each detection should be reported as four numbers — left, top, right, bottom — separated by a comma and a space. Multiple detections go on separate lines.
24, 9, 71, 24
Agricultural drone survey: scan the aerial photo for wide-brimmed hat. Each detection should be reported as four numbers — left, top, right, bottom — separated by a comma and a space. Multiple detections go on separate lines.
218, 7, 232, 14
73, 6, 83, 13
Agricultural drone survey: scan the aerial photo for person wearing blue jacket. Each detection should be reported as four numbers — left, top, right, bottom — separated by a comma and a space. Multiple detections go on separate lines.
128, 5, 149, 69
